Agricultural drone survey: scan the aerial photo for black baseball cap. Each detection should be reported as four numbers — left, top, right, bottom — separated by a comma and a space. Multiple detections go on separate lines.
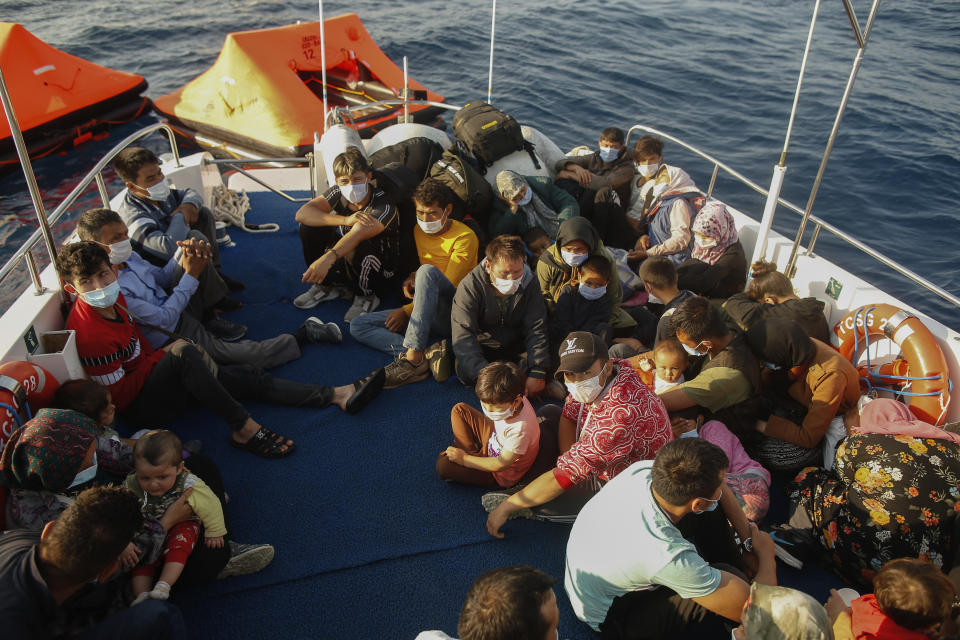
555, 331, 608, 380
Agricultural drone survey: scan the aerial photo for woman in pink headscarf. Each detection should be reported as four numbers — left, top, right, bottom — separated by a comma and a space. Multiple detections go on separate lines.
784, 398, 960, 589
675, 201, 747, 299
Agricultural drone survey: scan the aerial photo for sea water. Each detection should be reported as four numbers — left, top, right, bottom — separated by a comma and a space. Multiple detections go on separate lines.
1, 0, 958, 325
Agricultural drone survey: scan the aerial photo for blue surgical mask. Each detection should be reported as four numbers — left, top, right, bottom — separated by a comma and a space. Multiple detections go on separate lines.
69, 452, 98, 489
762, 361, 782, 371
561, 250, 588, 267
515, 187, 533, 207
598, 147, 620, 163
579, 283, 606, 300
681, 341, 706, 357
696, 489, 721, 514
81, 280, 121, 308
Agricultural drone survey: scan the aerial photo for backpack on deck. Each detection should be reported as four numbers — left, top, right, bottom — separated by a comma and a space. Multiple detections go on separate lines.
429, 149, 494, 229
452, 102, 540, 174
368, 137, 445, 184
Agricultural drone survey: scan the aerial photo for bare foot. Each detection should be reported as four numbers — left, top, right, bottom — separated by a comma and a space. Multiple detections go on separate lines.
332, 385, 352, 411
232, 418, 294, 453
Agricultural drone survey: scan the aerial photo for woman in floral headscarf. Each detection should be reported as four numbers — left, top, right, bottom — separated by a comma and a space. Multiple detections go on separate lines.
785, 398, 960, 590
676, 201, 747, 299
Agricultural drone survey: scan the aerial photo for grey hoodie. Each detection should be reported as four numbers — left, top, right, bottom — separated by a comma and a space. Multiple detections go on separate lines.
451, 258, 549, 384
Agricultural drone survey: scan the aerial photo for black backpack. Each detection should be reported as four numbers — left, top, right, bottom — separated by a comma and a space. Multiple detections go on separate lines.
368, 137, 445, 183
429, 149, 494, 230
452, 102, 540, 174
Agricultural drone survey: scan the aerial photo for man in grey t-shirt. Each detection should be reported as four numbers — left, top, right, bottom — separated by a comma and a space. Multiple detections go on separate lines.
564, 438, 777, 639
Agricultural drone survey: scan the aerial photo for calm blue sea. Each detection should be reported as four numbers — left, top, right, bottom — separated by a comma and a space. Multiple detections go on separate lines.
1, 0, 958, 325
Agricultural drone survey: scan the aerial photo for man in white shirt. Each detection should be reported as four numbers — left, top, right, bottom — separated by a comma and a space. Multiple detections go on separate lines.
564, 437, 777, 639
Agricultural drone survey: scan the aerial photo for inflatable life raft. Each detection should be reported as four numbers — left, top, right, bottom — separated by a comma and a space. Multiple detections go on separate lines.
153, 14, 446, 159
0, 23, 150, 172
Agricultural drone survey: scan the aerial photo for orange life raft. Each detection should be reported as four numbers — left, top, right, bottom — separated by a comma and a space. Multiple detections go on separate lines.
153, 14, 446, 158
0, 23, 150, 171
834, 303, 952, 425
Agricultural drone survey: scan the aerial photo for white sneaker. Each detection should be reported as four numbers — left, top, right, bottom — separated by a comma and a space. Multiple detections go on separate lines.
344, 293, 380, 322
293, 284, 342, 309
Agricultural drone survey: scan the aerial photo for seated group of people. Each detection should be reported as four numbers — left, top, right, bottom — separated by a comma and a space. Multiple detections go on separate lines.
2, 136, 959, 640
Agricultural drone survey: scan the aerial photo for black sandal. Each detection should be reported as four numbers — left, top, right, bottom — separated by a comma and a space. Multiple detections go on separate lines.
345, 367, 386, 414
230, 426, 295, 459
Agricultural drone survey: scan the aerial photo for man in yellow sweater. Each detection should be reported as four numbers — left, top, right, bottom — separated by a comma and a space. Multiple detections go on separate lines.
351, 179, 479, 388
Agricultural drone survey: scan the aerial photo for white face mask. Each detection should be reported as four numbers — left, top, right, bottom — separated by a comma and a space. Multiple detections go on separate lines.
493, 276, 521, 295
579, 283, 606, 300
598, 146, 620, 163
69, 452, 98, 488
681, 341, 707, 357
635, 162, 660, 178
340, 182, 368, 204
417, 215, 446, 235
561, 250, 588, 267
481, 400, 517, 422
566, 363, 607, 404
145, 178, 171, 201
695, 234, 718, 249
105, 238, 133, 265
515, 187, 533, 207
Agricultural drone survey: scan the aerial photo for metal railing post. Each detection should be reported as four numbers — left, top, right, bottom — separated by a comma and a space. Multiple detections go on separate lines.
95, 173, 111, 208
786, 0, 880, 277
24, 250, 44, 296
0, 65, 61, 297
706, 165, 719, 198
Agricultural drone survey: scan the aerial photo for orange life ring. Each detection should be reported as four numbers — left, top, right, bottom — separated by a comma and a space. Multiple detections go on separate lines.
0, 361, 59, 451
834, 304, 951, 425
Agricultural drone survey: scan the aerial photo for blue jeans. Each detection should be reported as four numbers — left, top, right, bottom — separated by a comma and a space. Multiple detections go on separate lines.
350, 264, 455, 355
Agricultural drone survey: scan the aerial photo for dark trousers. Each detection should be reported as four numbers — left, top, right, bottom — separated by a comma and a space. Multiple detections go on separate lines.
299, 224, 397, 297
72, 599, 187, 640
598, 510, 744, 640
124, 343, 334, 432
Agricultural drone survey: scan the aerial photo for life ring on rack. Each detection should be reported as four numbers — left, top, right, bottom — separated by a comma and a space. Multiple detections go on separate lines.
834, 304, 951, 425
0, 361, 59, 452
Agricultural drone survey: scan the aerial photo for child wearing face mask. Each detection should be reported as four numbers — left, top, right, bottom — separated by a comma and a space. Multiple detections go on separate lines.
436, 362, 540, 488
549, 255, 614, 352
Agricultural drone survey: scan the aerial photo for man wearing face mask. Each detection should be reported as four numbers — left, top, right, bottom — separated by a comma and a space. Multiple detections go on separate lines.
114, 146, 244, 294
351, 179, 478, 388
624, 136, 703, 265
484, 331, 672, 538
294, 147, 400, 322
451, 235, 550, 396
553, 127, 636, 249
658, 297, 762, 437
76, 208, 341, 369
564, 438, 778, 640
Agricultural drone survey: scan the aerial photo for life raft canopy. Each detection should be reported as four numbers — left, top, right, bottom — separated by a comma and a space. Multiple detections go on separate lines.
153, 14, 445, 158
0, 22, 149, 162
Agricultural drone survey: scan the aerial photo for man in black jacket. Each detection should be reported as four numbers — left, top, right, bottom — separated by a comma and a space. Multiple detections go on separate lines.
451, 235, 549, 397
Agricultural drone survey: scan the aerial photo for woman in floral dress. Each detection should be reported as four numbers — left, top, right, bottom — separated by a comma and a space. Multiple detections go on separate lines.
790, 398, 960, 589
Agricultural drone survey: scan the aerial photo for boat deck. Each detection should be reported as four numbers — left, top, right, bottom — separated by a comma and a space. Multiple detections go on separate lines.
155, 189, 845, 639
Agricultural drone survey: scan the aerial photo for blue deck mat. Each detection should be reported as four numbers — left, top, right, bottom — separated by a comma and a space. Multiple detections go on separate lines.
152, 191, 844, 639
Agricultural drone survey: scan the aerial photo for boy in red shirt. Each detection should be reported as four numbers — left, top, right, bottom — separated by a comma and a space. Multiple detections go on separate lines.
57, 242, 384, 458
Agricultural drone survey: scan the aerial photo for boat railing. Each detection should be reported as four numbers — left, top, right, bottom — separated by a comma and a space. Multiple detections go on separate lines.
625, 124, 960, 310
0, 123, 182, 296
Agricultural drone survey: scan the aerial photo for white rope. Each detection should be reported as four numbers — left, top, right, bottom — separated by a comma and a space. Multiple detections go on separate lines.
211, 185, 279, 233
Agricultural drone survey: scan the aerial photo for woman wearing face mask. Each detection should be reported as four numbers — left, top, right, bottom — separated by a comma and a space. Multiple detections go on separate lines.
536, 217, 636, 337
676, 201, 748, 299
489, 170, 579, 239
625, 136, 705, 264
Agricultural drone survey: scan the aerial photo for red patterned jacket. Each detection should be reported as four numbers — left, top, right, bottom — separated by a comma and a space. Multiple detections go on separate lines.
555, 359, 672, 489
